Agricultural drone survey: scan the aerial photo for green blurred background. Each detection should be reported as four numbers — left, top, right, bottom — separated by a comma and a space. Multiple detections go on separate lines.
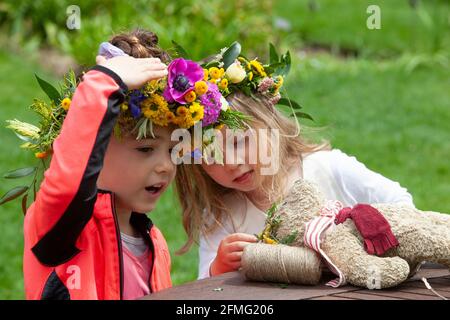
0, 0, 448, 299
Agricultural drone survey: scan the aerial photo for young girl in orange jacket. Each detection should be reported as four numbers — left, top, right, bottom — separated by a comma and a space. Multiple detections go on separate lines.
22, 30, 175, 300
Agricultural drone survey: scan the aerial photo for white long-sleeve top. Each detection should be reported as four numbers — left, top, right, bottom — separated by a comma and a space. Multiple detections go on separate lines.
198, 149, 415, 279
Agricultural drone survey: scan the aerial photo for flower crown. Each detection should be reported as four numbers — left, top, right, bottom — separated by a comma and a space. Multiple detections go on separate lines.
1, 40, 311, 210
195, 41, 311, 121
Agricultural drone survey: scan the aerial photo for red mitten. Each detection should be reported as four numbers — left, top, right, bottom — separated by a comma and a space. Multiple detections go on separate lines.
335, 204, 399, 256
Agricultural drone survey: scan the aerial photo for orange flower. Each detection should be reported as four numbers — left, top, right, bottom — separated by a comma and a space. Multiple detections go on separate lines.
176, 106, 189, 116
184, 90, 197, 103
35, 151, 48, 159
166, 111, 176, 122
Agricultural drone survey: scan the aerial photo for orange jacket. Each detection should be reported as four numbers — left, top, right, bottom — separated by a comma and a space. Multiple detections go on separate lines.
23, 66, 172, 300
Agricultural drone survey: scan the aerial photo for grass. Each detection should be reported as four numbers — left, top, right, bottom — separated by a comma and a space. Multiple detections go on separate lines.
288, 54, 450, 212
274, 0, 449, 57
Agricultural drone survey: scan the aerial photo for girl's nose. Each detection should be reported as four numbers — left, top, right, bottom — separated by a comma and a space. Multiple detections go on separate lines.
154, 152, 175, 174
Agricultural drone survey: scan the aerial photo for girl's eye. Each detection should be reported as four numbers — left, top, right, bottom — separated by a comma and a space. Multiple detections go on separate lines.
136, 147, 153, 153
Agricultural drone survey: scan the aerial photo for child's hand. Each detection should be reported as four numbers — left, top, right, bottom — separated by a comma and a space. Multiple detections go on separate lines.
95, 55, 168, 90
210, 233, 258, 276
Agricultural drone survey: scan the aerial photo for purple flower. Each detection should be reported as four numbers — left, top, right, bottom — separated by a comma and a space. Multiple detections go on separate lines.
129, 90, 146, 118
200, 83, 222, 127
163, 58, 204, 104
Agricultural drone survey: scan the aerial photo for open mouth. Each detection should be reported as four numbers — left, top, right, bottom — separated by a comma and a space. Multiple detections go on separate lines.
145, 183, 165, 194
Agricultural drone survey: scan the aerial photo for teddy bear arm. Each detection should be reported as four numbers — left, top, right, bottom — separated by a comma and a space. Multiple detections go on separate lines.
322, 227, 410, 289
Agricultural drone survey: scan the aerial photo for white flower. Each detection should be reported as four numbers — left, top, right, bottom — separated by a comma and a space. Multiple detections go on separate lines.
225, 60, 247, 84
220, 96, 230, 111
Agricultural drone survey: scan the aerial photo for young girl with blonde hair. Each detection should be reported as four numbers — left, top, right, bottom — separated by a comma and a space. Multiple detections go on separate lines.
175, 46, 414, 279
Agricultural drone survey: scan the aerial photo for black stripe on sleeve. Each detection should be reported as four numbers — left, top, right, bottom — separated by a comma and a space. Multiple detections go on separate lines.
32, 69, 126, 266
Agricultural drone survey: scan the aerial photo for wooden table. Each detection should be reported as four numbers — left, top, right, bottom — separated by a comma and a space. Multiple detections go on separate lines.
143, 263, 449, 300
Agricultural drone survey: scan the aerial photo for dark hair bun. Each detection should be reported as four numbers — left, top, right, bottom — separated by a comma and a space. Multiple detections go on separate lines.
110, 28, 170, 62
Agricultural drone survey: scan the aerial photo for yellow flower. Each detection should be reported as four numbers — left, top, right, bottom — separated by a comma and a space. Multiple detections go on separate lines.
143, 80, 158, 95
184, 90, 197, 103
276, 75, 284, 87
215, 123, 224, 130
166, 111, 176, 123
218, 68, 225, 78
218, 78, 228, 90
176, 106, 189, 117
273, 76, 284, 93
142, 94, 170, 126
203, 69, 209, 81
177, 113, 195, 128
121, 103, 129, 111
61, 97, 71, 111
238, 57, 247, 64
195, 81, 208, 96
189, 102, 204, 122
263, 235, 277, 244
209, 67, 221, 79
250, 59, 267, 77
172, 116, 180, 126
238, 57, 251, 70
248, 72, 253, 81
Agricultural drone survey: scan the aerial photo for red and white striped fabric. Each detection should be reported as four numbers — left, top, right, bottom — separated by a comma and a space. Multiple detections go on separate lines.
304, 200, 347, 288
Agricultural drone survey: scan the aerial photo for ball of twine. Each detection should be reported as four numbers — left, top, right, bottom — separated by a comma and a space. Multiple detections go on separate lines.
241, 243, 322, 285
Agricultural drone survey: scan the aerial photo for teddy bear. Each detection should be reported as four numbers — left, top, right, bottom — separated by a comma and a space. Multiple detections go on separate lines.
242, 178, 450, 289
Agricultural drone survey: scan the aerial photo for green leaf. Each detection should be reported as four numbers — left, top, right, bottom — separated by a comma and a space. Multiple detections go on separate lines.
21, 194, 28, 215
264, 62, 285, 74
277, 51, 291, 76
3, 167, 37, 179
280, 231, 299, 245
241, 86, 252, 97
291, 111, 314, 121
269, 43, 279, 64
171, 40, 191, 59
222, 42, 242, 69
266, 202, 278, 219
35, 74, 61, 104
33, 180, 37, 200
277, 98, 302, 110
0, 186, 29, 205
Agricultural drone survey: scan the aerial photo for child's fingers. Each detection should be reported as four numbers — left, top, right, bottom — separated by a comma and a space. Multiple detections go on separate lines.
227, 241, 253, 253
145, 69, 168, 81
143, 61, 168, 72
144, 65, 168, 74
226, 261, 242, 270
138, 57, 163, 64
227, 233, 258, 243
227, 251, 243, 262
139, 58, 167, 70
